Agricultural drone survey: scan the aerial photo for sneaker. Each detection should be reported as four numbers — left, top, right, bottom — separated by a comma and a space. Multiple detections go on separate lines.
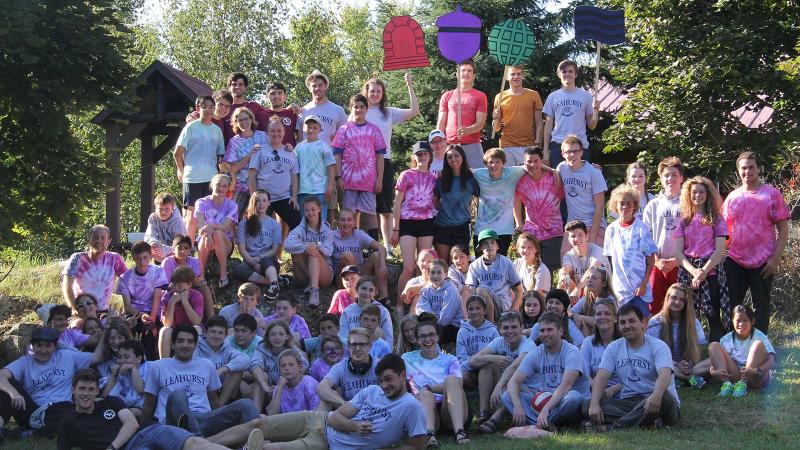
243, 428, 264, 450
177, 413, 190, 431
308, 287, 320, 306
386, 246, 396, 258
688, 375, 706, 389
719, 381, 734, 397
278, 274, 292, 289
732, 380, 748, 398
265, 283, 280, 300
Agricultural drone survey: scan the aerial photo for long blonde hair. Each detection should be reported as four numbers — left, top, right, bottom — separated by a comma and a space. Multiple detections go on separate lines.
679, 176, 721, 226
581, 266, 611, 317
659, 283, 701, 363
395, 314, 418, 354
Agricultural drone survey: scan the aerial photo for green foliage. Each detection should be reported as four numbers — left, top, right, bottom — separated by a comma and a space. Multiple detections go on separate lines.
601, 0, 800, 177
0, 0, 135, 250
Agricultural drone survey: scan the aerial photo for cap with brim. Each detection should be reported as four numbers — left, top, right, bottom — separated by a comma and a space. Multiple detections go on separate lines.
341, 265, 360, 276
31, 327, 59, 343
428, 130, 446, 142
308, 69, 329, 86
303, 115, 321, 124
412, 141, 432, 154
477, 229, 499, 243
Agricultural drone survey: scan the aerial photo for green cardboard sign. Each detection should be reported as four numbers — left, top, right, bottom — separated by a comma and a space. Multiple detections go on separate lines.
487, 19, 535, 66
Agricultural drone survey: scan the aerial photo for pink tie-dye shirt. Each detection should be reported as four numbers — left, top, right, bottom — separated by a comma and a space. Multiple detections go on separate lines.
722, 183, 790, 268
62, 251, 128, 310
396, 169, 437, 220
331, 121, 386, 192
515, 172, 564, 241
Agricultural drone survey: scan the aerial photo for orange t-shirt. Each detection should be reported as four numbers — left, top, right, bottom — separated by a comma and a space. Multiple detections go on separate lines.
494, 88, 543, 147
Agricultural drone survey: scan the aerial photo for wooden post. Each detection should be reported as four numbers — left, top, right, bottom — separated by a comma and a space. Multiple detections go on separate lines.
104, 123, 122, 243
491, 65, 509, 139
594, 41, 602, 98
455, 65, 462, 142
140, 128, 155, 232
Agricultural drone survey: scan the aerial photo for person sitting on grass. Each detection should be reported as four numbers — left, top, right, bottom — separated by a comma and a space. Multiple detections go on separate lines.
67, 292, 101, 331
331, 208, 389, 301
100, 340, 149, 420
403, 312, 471, 446
158, 267, 205, 359
448, 244, 472, 294
82, 316, 105, 338
529, 289, 585, 348
250, 320, 309, 413
502, 312, 588, 438
116, 240, 168, 345
416, 258, 465, 346
583, 303, 680, 431
194, 316, 251, 406
317, 328, 379, 411
464, 228, 523, 323
569, 265, 613, 336
513, 232, 552, 293
265, 297, 311, 340
266, 349, 320, 415
646, 283, 711, 388
301, 313, 339, 362
162, 234, 214, 321
309, 336, 344, 382
234, 190, 283, 299
285, 195, 334, 306
58, 369, 237, 450
521, 290, 545, 336
456, 296, 500, 427
218, 283, 266, 336
558, 220, 609, 300
339, 276, 394, 349
472, 311, 536, 434
225, 313, 263, 358
42, 303, 101, 351
200, 353, 427, 450
580, 298, 622, 400
399, 248, 437, 316
359, 304, 392, 359
0, 327, 105, 440
395, 313, 420, 354
194, 173, 238, 289
709, 304, 776, 398
144, 192, 187, 263
327, 265, 360, 315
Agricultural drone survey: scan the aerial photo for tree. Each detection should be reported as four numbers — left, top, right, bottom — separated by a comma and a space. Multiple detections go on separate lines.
601, 0, 800, 177
0, 0, 136, 248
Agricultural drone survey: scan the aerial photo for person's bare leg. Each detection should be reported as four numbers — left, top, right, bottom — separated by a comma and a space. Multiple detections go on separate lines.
183, 435, 239, 450
212, 230, 231, 282
745, 340, 769, 387
206, 416, 265, 447
158, 327, 173, 359
185, 209, 197, 247
315, 254, 333, 288
219, 371, 243, 405
252, 381, 266, 413
247, 272, 269, 285
198, 236, 213, 279
291, 254, 310, 286
478, 364, 500, 416
435, 243, 452, 266
380, 213, 393, 250
709, 342, 740, 382
364, 252, 388, 299
418, 390, 440, 432
396, 236, 418, 306
443, 375, 469, 433
196, 284, 215, 321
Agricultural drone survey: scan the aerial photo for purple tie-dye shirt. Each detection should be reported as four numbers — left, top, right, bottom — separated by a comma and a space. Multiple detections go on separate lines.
278, 375, 320, 413
115, 264, 169, 313
193, 196, 238, 239
62, 251, 128, 310
396, 169, 437, 220
331, 121, 386, 192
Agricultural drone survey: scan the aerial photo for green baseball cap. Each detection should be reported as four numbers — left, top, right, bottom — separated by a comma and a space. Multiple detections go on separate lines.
477, 229, 499, 243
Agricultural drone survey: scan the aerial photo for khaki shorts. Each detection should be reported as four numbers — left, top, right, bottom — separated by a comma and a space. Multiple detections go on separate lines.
264, 411, 328, 450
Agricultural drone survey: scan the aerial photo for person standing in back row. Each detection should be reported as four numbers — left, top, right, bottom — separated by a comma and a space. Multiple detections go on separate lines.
543, 60, 600, 167
296, 70, 348, 144
437, 59, 488, 170
492, 65, 543, 166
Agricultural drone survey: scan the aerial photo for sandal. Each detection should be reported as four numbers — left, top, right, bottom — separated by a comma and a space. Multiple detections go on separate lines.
478, 417, 499, 434
425, 431, 440, 448
454, 428, 470, 445
475, 411, 492, 427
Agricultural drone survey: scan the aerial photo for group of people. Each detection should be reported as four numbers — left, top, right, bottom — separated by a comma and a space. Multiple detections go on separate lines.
0, 59, 788, 450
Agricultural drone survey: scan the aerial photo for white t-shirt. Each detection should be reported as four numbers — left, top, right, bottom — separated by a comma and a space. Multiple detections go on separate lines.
642, 193, 681, 259
325, 385, 427, 449
719, 329, 775, 368
486, 336, 536, 360
339, 301, 394, 349
365, 106, 413, 160
580, 335, 619, 391
517, 340, 589, 394
512, 258, 551, 292
603, 219, 659, 303
144, 357, 221, 422
562, 243, 609, 282
297, 100, 348, 144
599, 335, 680, 405
542, 87, 594, 147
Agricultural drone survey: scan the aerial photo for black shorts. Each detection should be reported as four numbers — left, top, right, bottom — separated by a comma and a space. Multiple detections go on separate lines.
268, 198, 301, 229
399, 218, 435, 238
376, 158, 395, 214
433, 221, 472, 248
182, 182, 211, 209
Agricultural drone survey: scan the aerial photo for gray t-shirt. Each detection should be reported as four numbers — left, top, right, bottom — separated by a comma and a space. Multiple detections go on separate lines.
330, 229, 375, 268
642, 193, 681, 259
248, 145, 298, 201
144, 209, 186, 247
296, 100, 348, 144
323, 357, 379, 401
144, 357, 221, 422
556, 162, 607, 226
561, 243, 609, 281
542, 87, 594, 147
517, 340, 589, 394
465, 255, 521, 311
236, 215, 282, 258
5, 350, 93, 406
599, 335, 680, 405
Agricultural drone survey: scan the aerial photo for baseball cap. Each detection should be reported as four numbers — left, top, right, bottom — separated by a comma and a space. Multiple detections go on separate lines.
428, 130, 446, 142
31, 327, 60, 343
412, 141, 432, 154
303, 115, 321, 124
477, 229, 499, 243
341, 265, 360, 276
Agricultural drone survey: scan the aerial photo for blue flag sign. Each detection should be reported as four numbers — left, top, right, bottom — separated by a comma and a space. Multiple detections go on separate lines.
574, 6, 625, 45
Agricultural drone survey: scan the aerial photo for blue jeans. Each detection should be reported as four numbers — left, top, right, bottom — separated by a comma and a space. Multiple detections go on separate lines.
125, 423, 193, 449
298, 193, 328, 218
165, 390, 259, 437
502, 389, 583, 426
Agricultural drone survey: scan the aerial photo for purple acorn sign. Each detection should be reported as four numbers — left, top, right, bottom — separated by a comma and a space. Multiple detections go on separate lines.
436, 4, 482, 63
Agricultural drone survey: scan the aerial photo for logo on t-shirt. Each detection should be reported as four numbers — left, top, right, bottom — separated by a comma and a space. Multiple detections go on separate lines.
282, 117, 291, 126
103, 409, 117, 420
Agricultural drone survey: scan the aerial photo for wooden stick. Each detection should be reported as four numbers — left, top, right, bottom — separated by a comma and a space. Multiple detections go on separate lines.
594, 41, 602, 98
491, 65, 508, 140
456, 65, 462, 142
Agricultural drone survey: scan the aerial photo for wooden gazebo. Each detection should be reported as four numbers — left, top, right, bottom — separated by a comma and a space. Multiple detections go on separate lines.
92, 60, 212, 242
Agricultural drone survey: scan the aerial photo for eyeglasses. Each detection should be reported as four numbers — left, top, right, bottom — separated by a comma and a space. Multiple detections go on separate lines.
348, 342, 370, 348
418, 332, 438, 341
563, 149, 583, 154
324, 347, 342, 354
77, 302, 94, 308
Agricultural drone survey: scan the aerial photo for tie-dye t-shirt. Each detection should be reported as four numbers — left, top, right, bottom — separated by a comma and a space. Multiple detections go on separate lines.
224, 131, 268, 192
603, 219, 658, 303
161, 255, 201, 280
401, 350, 462, 402
194, 196, 238, 240
295, 139, 336, 194
722, 183, 790, 268
395, 169, 437, 220
515, 172, 564, 241
473, 166, 526, 236
331, 121, 386, 192
62, 251, 128, 310
115, 264, 169, 313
